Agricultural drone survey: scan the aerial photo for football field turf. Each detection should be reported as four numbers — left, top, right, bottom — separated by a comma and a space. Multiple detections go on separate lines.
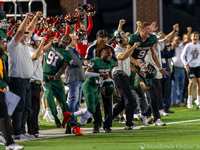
1, 107, 200, 150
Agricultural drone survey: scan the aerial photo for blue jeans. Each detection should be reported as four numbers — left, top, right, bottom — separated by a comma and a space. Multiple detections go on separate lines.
171, 67, 186, 104
67, 80, 83, 113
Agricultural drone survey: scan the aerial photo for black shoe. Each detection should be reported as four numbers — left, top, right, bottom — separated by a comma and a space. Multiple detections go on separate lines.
30, 133, 39, 138
124, 126, 133, 130
29, 133, 39, 138
104, 128, 112, 133
87, 117, 93, 124
165, 110, 174, 114
93, 128, 100, 133
13, 135, 20, 140
65, 123, 72, 134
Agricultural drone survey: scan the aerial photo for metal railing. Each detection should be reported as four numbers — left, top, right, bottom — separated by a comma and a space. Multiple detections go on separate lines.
2, 0, 47, 19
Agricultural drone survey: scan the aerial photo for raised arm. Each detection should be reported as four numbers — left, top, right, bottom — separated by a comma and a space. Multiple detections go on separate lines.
87, 15, 93, 35
186, 26, 192, 37
31, 39, 46, 60
117, 19, 126, 32
117, 43, 139, 60
43, 40, 53, 52
14, 14, 32, 43
26, 11, 42, 34
160, 24, 179, 43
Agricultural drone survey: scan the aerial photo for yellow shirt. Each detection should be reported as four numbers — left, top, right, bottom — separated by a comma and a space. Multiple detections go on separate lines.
0, 58, 4, 79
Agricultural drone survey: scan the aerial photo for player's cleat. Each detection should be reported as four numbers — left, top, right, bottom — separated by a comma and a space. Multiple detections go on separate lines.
155, 119, 166, 126
194, 100, 200, 109
72, 126, 83, 136
104, 128, 112, 133
14, 134, 33, 141
194, 99, 199, 105
32, 134, 39, 138
65, 123, 72, 134
93, 127, 100, 133
146, 117, 154, 124
62, 111, 72, 128
159, 110, 168, 117
187, 99, 193, 109
165, 109, 174, 114
140, 115, 149, 126
87, 117, 93, 124
187, 103, 193, 109
124, 126, 134, 130
6, 144, 24, 150
133, 113, 140, 121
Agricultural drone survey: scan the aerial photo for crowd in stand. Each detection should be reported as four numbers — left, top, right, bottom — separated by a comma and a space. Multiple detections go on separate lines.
0, 3, 200, 150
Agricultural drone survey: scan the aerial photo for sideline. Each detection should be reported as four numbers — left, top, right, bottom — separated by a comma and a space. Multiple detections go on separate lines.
12, 118, 200, 142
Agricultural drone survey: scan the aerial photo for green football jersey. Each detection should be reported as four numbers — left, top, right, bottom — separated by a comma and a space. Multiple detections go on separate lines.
128, 33, 157, 60
43, 46, 72, 76
91, 57, 117, 74
86, 57, 116, 84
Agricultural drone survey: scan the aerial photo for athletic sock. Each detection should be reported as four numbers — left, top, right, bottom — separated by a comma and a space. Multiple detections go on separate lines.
187, 95, 193, 104
197, 96, 200, 104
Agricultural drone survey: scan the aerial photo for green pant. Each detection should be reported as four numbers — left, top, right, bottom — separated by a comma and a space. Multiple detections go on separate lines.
82, 78, 101, 114
44, 79, 68, 118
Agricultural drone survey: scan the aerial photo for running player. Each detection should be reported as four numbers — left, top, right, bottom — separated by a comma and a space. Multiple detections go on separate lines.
43, 35, 81, 134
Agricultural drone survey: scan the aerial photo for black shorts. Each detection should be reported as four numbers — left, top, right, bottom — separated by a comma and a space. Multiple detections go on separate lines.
189, 66, 200, 79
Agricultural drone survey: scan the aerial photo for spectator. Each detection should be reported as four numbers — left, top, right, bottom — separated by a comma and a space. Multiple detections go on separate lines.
27, 36, 46, 138
112, 19, 139, 129
66, 33, 85, 113
181, 32, 200, 109
129, 22, 166, 126
171, 34, 190, 106
160, 36, 178, 113
65, 33, 86, 132
85, 29, 115, 62
7, 12, 41, 140
0, 39, 23, 150
65, 12, 93, 58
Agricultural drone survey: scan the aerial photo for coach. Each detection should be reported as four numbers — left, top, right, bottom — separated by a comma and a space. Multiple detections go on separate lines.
7, 12, 41, 140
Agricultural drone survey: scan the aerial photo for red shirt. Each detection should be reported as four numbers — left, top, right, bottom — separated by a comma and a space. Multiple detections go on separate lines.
64, 16, 93, 58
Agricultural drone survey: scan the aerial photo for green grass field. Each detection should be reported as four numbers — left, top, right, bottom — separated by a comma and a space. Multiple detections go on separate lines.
1, 107, 200, 150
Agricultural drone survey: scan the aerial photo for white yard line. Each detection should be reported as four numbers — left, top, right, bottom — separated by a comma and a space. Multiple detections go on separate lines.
11, 118, 200, 142
166, 118, 200, 125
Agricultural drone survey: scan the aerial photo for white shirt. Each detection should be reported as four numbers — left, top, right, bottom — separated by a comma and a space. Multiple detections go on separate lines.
112, 45, 131, 76
29, 47, 43, 81
7, 38, 33, 78
172, 43, 185, 68
181, 42, 200, 67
